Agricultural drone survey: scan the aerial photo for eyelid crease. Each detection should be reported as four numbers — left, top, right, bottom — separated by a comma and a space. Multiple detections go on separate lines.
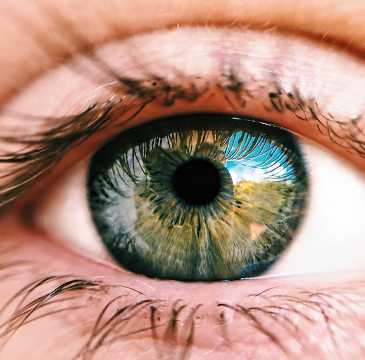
1, 26, 365, 209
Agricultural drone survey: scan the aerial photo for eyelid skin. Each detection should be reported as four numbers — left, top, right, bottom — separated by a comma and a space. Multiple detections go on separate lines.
1, 216, 365, 360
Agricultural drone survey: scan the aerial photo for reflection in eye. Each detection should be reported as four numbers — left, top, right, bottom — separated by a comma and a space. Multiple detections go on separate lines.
88, 113, 308, 280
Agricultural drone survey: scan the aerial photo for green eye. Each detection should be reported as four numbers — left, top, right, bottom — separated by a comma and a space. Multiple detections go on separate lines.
88, 114, 308, 281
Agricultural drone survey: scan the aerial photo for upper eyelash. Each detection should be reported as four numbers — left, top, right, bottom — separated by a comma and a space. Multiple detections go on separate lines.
1, 43, 365, 209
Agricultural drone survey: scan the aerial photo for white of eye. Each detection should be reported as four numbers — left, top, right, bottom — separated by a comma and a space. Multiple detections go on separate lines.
31, 139, 365, 277
33, 159, 111, 262
268, 142, 365, 277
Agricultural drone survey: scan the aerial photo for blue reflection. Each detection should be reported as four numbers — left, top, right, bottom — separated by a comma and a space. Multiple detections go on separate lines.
224, 131, 295, 184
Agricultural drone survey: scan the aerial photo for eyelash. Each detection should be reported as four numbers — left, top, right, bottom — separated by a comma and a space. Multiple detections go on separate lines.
2, 47, 365, 211
1, 264, 364, 359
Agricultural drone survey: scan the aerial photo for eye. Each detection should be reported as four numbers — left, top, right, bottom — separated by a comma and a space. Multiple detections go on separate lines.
26, 110, 365, 280
87, 114, 308, 281
6, 27, 364, 283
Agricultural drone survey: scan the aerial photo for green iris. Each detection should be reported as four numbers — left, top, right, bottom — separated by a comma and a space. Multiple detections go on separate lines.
88, 114, 308, 281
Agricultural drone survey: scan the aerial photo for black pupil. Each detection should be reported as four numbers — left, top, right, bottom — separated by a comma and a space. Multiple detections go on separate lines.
172, 159, 221, 205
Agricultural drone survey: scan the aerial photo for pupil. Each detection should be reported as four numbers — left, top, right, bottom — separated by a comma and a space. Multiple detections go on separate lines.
172, 159, 221, 205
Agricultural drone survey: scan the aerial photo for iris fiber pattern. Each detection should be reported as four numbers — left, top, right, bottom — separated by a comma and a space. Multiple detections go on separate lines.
88, 114, 308, 281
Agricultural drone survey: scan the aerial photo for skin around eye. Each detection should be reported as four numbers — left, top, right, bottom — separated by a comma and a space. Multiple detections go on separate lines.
1, 2, 365, 360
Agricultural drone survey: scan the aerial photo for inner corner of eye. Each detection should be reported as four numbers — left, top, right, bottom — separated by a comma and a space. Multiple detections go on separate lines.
84, 112, 309, 282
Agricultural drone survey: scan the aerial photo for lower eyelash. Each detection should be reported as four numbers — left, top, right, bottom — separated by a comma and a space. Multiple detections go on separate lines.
0, 266, 364, 360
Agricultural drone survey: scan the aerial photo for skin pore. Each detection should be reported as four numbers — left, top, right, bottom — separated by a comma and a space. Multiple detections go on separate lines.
0, 0, 365, 359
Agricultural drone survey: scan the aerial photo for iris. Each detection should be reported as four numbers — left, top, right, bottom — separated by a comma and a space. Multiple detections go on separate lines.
88, 114, 308, 281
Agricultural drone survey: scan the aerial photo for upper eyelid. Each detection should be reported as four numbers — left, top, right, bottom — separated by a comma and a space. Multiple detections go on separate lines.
1, 26, 365, 209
